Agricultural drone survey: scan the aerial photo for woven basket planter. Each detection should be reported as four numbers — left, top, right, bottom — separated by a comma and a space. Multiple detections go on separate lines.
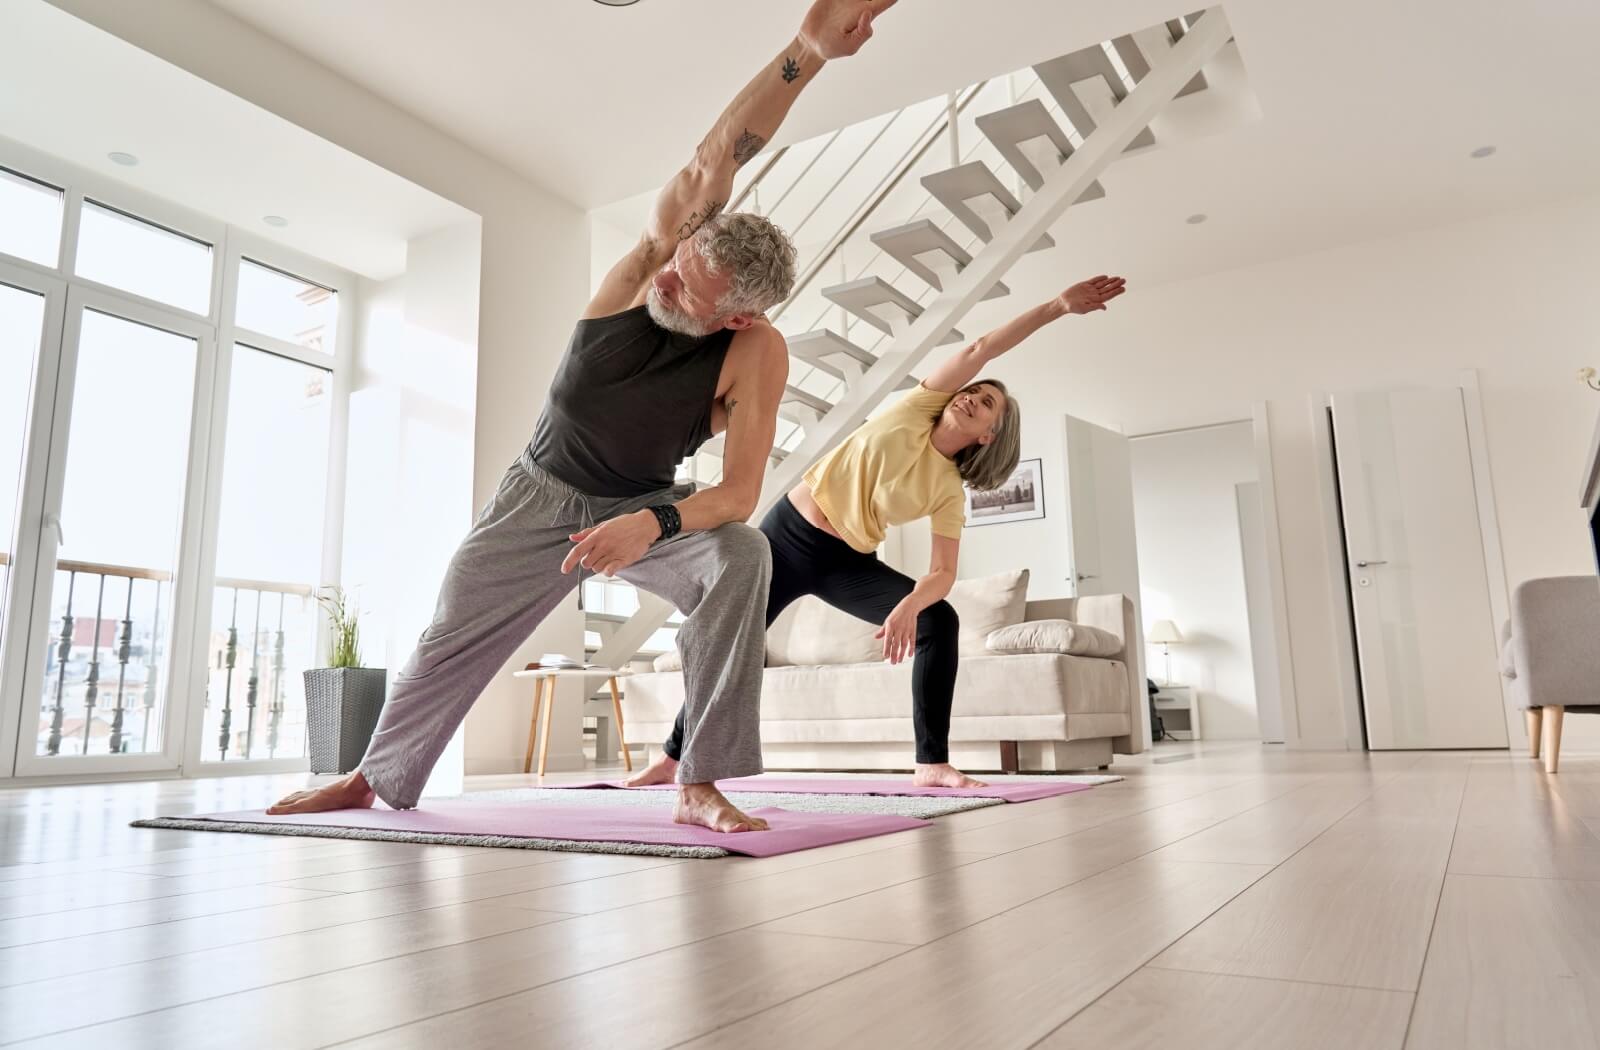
304, 667, 387, 774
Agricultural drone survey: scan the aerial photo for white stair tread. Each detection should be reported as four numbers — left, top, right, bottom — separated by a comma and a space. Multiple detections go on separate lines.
787, 330, 917, 390
870, 219, 1010, 301
781, 384, 832, 413
820, 276, 966, 343
920, 162, 1056, 252
975, 100, 1107, 205
1032, 45, 1158, 150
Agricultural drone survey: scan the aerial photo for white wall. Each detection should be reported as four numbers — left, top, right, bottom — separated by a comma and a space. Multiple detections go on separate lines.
1130, 422, 1261, 740
942, 191, 1600, 751
49, 0, 598, 773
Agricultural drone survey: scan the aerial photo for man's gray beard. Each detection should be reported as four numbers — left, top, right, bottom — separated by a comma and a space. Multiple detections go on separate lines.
646, 287, 720, 338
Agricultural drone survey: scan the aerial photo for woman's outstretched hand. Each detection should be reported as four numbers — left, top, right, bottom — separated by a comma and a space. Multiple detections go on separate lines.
1057, 275, 1127, 315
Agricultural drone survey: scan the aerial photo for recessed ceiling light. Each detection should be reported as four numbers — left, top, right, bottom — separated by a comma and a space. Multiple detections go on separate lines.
592, 0, 643, 5
262, 215, 289, 227
1470, 145, 1497, 159
107, 152, 139, 167
1186, 213, 1208, 225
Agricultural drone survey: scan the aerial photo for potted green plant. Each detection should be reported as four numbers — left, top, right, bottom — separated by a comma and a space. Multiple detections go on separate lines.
303, 587, 387, 774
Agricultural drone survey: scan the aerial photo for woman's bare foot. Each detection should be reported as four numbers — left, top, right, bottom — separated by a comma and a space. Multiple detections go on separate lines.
913, 763, 988, 789
673, 783, 770, 833
625, 752, 679, 787
267, 772, 377, 814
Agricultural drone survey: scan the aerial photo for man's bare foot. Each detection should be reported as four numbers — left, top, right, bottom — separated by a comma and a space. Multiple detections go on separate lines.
267, 772, 377, 814
624, 752, 679, 787
913, 763, 988, 789
673, 783, 770, 833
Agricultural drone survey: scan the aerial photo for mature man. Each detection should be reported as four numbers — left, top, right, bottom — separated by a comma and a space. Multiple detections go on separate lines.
269, 0, 897, 832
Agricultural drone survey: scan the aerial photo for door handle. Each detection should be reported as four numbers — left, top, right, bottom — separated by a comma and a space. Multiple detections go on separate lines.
1356, 559, 1386, 568
1076, 573, 1098, 581
42, 511, 64, 546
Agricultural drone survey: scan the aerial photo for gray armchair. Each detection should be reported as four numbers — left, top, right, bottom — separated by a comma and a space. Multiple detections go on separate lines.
1500, 576, 1600, 773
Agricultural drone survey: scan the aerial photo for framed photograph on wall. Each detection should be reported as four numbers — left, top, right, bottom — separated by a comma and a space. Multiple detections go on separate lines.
966, 457, 1045, 526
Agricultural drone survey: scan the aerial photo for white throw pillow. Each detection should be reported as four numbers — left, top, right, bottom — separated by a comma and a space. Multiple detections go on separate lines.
986, 618, 1123, 659
766, 595, 882, 667
653, 650, 682, 673
947, 569, 1030, 656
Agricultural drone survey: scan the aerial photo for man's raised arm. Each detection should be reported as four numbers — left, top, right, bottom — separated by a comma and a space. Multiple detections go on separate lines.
584, 0, 898, 319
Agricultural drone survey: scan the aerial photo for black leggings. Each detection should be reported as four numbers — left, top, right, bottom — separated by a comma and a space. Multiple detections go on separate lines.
661, 495, 959, 765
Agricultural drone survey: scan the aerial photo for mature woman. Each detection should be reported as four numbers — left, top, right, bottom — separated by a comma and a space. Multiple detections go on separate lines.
631, 274, 1127, 789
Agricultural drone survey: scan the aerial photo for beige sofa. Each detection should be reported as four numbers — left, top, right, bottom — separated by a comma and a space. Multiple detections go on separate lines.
624, 570, 1143, 773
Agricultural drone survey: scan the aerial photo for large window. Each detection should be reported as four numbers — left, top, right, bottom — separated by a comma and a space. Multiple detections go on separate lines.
74, 200, 213, 315
0, 167, 64, 268
202, 345, 334, 762
34, 309, 199, 758
0, 151, 351, 778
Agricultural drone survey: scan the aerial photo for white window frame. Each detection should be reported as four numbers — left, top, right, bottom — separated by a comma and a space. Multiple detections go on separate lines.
184, 232, 354, 775
11, 284, 218, 778
0, 140, 357, 780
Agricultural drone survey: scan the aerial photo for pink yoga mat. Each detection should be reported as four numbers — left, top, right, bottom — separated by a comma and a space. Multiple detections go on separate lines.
559, 777, 1095, 803
158, 802, 926, 858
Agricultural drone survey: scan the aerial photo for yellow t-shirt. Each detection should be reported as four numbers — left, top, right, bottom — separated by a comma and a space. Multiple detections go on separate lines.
804, 383, 967, 553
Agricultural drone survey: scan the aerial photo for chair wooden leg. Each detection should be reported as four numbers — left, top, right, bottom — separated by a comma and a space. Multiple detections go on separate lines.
999, 741, 1020, 775
523, 677, 546, 775
608, 677, 632, 772
1525, 708, 1543, 759
1542, 705, 1565, 774
538, 677, 557, 777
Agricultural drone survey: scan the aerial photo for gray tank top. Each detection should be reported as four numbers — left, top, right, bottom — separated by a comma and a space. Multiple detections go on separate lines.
528, 305, 735, 497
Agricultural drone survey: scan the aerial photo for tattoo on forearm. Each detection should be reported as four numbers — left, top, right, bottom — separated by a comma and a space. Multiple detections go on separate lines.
733, 129, 767, 167
676, 199, 725, 242
726, 397, 740, 419
782, 56, 801, 83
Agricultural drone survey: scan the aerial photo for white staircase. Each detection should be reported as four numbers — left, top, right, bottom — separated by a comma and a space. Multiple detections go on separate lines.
594, 8, 1238, 669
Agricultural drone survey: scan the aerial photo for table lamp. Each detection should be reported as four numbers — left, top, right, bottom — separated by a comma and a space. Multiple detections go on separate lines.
1148, 620, 1184, 685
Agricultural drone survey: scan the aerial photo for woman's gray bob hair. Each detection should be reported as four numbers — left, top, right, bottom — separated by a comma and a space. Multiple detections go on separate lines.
950, 378, 1021, 491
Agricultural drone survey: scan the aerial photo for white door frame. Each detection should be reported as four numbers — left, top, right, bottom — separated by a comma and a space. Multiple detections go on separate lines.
1250, 402, 1302, 746
1456, 369, 1520, 748
11, 284, 218, 777
0, 259, 68, 778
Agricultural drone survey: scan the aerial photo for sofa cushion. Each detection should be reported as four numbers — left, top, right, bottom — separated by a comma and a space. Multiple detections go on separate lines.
653, 650, 682, 673
766, 595, 882, 667
626, 652, 1132, 731
947, 569, 1030, 656
987, 618, 1122, 659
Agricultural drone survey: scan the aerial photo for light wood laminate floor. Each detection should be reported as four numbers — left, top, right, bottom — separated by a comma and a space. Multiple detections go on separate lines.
2, 743, 1596, 1049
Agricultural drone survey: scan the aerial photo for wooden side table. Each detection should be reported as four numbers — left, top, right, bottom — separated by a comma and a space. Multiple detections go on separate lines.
513, 667, 632, 775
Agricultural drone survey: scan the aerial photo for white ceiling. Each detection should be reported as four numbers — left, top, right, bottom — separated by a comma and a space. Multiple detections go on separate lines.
203, 0, 1600, 209
1, 0, 475, 279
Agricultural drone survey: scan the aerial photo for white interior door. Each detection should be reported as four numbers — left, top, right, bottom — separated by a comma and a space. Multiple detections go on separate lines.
1062, 414, 1149, 744
1329, 388, 1507, 750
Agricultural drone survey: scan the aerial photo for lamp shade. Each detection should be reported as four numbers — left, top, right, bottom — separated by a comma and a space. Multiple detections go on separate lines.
1148, 620, 1184, 644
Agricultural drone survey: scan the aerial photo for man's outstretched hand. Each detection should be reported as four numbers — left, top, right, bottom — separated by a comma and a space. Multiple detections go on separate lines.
800, 0, 897, 61
562, 511, 662, 578
1057, 275, 1128, 315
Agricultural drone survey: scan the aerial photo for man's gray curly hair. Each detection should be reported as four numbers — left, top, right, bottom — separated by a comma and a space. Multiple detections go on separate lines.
691, 212, 798, 316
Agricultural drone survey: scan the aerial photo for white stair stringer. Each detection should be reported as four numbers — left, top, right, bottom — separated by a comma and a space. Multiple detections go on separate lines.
593, 7, 1234, 672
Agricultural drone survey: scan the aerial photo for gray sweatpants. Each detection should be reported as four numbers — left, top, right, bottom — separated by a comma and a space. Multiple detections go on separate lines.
358, 450, 770, 809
